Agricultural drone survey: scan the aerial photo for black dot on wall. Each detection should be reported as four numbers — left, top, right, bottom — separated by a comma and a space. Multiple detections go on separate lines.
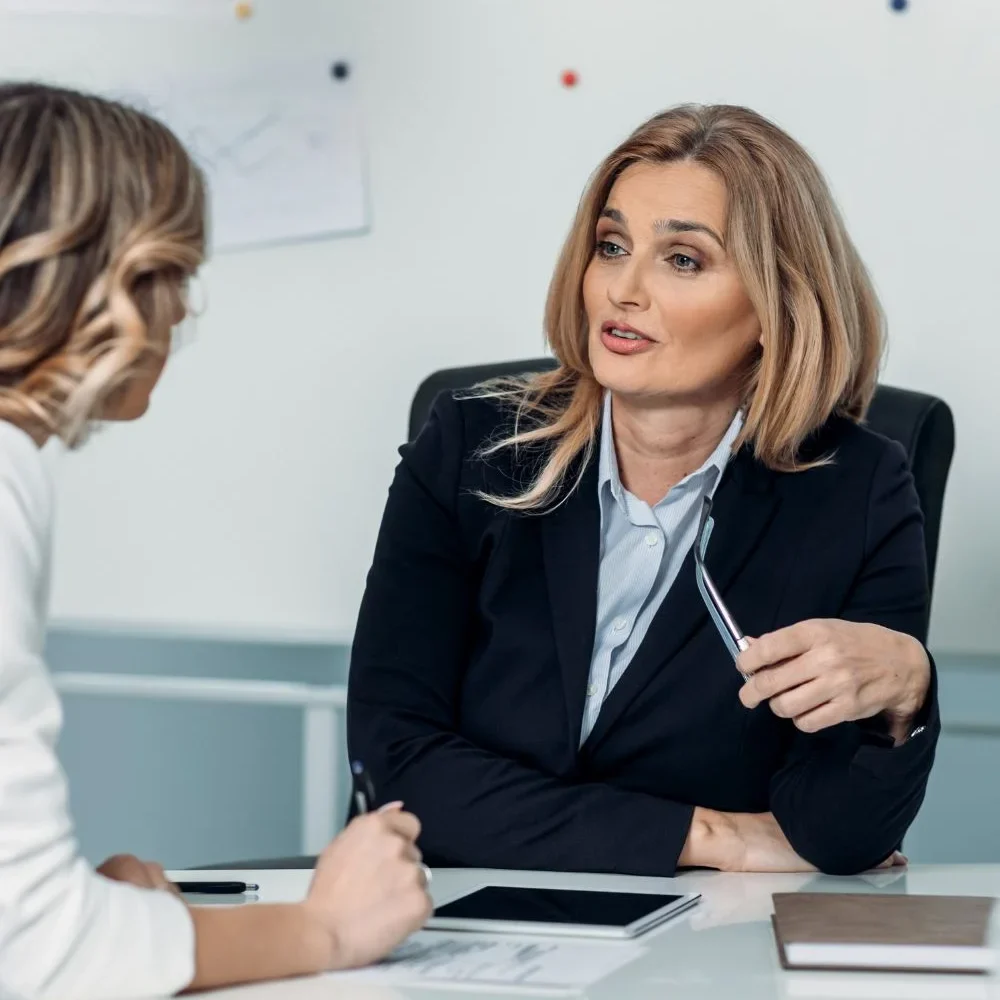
890, 0, 908, 12
331, 61, 350, 81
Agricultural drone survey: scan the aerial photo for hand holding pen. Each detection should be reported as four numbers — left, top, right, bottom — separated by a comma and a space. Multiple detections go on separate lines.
180, 761, 432, 970
351, 760, 433, 888
295, 762, 432, 967
170, 763, 429, 904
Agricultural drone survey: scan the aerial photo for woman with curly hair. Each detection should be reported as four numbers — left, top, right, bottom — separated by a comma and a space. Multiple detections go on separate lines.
0, 83, 430, 999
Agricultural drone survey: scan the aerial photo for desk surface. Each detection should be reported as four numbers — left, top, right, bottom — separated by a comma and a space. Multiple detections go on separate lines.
169, 864, 1000, 1000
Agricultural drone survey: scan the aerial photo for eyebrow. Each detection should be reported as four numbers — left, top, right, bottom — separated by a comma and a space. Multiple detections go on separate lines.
655, 218, 725, 248
599, 207, 725, 248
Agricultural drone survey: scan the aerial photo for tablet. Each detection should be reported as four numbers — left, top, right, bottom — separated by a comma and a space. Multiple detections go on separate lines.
426, 885, 700, 939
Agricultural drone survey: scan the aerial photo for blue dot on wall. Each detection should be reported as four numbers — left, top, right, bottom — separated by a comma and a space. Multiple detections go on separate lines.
890, 0, 908, 11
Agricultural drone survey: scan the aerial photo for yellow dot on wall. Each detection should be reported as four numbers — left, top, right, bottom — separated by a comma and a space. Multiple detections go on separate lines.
234, 1, 253, 20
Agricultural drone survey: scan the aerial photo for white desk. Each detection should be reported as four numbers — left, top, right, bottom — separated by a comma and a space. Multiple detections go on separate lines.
170, 865, 1000, 1000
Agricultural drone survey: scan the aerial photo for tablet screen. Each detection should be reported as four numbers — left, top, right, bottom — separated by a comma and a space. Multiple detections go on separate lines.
433, 886, 684, 927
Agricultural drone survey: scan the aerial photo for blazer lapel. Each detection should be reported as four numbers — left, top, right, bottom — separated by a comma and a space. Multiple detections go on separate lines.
581, 447, 781, 753
541, 453, 601, 753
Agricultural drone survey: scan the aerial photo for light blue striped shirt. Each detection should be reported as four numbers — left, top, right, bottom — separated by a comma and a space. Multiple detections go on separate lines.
580, 394, 744, 744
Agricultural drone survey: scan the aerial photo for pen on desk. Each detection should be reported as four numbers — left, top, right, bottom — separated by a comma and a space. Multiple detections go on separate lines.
352, 759, 376, 814
172, 881, 260, 895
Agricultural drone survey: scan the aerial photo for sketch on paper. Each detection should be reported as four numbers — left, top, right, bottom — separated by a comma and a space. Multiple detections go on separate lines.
137, 72, 369, 251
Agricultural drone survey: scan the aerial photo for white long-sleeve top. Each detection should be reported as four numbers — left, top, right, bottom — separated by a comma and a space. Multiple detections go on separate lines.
0, 421, 195, 1000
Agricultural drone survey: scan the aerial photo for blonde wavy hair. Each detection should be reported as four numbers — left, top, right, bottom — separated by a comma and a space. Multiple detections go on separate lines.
479, 104, 884, 511
0, 83, 206, 446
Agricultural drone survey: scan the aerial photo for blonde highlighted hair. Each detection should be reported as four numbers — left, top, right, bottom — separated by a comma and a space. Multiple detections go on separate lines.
0, 83, 206, 446
478, 104, 884, 511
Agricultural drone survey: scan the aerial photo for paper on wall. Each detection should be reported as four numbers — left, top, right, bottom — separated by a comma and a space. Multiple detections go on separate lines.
126, 68, 368, 251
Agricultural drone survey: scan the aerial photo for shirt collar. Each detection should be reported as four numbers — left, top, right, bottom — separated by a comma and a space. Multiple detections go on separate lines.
598, 392, 744, 510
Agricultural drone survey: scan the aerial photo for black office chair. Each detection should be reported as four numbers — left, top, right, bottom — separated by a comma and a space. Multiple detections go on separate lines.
200, 360, 954, 871
409, 358, 956, 597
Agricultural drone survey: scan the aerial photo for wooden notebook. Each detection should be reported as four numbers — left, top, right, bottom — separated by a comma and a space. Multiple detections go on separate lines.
771, 893, 997, 974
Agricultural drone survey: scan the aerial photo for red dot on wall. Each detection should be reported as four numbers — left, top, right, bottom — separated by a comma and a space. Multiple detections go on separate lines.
561, 70, 579, 88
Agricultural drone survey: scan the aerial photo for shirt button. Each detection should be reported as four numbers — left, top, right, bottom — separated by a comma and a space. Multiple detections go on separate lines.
587, 683, 600, 697
613, 616, 628, 632
645, 532, 660, 547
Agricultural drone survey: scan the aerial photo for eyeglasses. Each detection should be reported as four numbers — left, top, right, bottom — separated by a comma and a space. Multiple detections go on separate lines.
694, 494, 751, 681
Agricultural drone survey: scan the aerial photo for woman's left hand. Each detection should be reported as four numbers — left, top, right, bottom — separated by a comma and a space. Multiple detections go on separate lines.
737, 620, 930, 744
97, 853, 176, 893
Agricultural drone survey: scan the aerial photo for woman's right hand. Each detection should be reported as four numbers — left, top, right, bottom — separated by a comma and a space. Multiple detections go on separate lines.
707, 811, 816, 872
302, 804, 432, 970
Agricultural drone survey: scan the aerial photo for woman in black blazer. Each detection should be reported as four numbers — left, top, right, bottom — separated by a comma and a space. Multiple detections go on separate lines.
348, 104, 937, 878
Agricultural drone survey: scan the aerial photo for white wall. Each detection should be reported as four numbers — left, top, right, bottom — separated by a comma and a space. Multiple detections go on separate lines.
1, 0, 997, 649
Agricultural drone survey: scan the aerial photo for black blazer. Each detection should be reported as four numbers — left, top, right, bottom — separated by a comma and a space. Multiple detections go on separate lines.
347, 392, 940, 877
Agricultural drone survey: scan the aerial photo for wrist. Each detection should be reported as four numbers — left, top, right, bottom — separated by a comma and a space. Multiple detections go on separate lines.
187, 903, 336, 992
295, 902, 340, 973
886, 632, 931, 723
680, 807, 741, 871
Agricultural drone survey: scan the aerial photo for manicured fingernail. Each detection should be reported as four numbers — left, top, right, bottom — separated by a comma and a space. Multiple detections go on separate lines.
378, 801, 404, 813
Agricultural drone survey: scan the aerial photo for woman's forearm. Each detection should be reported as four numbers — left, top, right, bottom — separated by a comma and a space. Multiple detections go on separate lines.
186, 903, 333, 992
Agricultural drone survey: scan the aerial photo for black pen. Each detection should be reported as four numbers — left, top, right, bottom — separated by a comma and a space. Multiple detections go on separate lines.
352, 759, 376, 814
172, 881, 260, 895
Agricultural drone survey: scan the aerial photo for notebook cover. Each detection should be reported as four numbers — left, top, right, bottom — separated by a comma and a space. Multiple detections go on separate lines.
771, 893, 996, 974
